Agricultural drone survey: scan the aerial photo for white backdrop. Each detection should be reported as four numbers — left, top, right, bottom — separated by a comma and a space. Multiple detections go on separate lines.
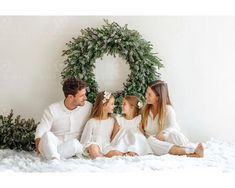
0, 16, 235, 142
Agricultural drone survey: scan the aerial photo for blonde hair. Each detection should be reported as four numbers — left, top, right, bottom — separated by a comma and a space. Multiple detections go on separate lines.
90, 91, 114, 120
122, 96, 142, 118
141, 80, 172, 134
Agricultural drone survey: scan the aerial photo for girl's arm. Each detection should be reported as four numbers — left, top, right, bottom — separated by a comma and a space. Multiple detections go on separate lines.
139, 122, 148, 137
80, 120, 93, 145
111, 122, 120, 141
139, 122, 145, 134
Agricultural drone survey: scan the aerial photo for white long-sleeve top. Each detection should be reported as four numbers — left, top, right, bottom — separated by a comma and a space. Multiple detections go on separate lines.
144, 105, 180, 137
35, 100, 92, 142
80, 117, 115, 155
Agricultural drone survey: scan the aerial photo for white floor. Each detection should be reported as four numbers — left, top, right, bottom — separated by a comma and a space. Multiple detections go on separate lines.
0, 138, 234, 173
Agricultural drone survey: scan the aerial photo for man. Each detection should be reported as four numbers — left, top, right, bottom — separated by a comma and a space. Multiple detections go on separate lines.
35, 77, 92, 160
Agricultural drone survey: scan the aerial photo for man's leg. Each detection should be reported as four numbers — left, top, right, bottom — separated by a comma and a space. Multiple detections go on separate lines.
58, 139, 83, 159
39, 132, 60, 160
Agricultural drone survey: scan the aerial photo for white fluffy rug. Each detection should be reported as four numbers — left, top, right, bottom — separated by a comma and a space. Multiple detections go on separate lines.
0, 138, 235, 172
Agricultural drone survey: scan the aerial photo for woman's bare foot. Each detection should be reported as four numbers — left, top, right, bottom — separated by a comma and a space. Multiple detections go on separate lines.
126, 152, 138, 156
187, 143, 204, 158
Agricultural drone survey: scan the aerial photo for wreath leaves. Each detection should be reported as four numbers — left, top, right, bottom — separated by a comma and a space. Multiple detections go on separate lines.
62, 20, 163, 113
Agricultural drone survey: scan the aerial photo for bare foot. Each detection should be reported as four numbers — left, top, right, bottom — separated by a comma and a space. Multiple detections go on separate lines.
90, 153, 103, 160
126, 152, 138, 156
51, 157, 60, 160
104, 150, 124, 158
188, 143, 204, 158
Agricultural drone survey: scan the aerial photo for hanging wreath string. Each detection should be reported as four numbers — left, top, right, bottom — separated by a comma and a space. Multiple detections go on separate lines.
61, 20, 163, 114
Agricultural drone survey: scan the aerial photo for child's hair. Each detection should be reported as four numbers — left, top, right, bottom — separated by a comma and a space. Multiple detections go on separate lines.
90, 91, 114, 119
122, 95, 142, 118
141, 80, 172, 134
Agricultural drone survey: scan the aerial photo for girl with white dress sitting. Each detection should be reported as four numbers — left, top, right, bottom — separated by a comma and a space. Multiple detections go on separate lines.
141, 80, 204, 157
80, 91, 115, 159
105, 96, 152, 157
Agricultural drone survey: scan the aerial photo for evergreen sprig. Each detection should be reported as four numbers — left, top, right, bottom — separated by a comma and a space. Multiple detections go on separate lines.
0, 110, 39, 151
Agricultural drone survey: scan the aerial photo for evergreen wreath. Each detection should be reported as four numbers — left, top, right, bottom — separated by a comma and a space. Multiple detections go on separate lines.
62, 20, 163, 113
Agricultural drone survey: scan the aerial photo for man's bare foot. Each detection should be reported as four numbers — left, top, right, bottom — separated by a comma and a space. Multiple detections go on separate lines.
126, 152, 138, 156
49, 157, 60, 164
188, 143, 204, 158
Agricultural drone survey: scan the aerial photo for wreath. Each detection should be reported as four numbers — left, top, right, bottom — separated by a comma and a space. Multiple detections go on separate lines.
61, 20, 163, 113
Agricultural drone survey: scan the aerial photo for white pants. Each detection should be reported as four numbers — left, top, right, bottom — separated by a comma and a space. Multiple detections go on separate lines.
163, 128, 190, 146
38, 132, 83, 160
148, 129, 195, 156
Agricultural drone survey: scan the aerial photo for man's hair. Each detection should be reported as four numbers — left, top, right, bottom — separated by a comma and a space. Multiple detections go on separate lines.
62, 77, 87, 98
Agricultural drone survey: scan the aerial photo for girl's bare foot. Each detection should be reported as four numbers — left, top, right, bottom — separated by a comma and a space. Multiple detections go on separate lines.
104, 150, 124, 158
126, 152, 138, 156
89, 151, 103, 159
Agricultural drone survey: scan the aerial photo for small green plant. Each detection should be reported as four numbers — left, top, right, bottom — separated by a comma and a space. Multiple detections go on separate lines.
0, 110, 39, 151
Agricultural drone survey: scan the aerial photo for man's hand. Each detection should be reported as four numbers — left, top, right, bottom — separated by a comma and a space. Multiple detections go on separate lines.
35, 138, 40, 153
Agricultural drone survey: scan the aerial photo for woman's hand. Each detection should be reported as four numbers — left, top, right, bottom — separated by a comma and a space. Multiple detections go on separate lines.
156, 131, 165, 141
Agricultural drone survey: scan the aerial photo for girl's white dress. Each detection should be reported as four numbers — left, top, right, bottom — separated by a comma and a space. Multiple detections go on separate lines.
80, 117, 114, 156
109, 115, 152, 156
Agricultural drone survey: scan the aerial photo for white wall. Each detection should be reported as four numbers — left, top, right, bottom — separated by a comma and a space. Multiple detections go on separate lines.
0, 16, 235, 143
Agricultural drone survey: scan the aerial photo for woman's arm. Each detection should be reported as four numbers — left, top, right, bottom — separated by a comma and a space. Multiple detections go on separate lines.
164, 105, 180, 130
156, 131, 165, 141
156, 106, 180, 141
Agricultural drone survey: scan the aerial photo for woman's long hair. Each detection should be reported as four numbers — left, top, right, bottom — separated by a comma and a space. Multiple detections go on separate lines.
141, 80, 172, 134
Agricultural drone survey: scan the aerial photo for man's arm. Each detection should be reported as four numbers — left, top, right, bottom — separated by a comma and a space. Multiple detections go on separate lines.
35, 108, 53, 152
35, 138, 40, 153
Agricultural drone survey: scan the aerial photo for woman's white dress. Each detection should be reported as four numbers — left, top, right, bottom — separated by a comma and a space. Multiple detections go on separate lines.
109, 115, 152, 156
145, 105, 195, 155
80, 117, 114, 156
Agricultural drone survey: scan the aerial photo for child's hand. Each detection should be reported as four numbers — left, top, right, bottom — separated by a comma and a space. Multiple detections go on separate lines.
156, 132, 165, 141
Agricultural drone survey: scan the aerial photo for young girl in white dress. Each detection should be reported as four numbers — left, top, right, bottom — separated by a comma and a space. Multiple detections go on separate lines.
141, 80, 204, 157
106, 96, 152, 157
80, 91, 115, 159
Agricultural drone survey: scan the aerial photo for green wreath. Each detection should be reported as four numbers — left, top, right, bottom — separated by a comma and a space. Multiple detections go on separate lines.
61, 20, 163, 113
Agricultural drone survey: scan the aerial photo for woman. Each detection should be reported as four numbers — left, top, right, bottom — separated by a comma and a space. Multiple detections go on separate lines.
141, 80, 204, 157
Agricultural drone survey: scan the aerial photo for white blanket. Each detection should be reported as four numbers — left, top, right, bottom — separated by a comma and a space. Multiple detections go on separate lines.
0, 138, 234, 172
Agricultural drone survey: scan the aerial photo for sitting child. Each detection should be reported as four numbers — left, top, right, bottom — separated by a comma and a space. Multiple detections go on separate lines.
106, 96, 152, 157
80, 91, 115, 159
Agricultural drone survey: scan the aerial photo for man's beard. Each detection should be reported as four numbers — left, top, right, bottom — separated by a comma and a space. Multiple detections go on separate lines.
73, 100, 85, 107
79, 100, 86, 106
